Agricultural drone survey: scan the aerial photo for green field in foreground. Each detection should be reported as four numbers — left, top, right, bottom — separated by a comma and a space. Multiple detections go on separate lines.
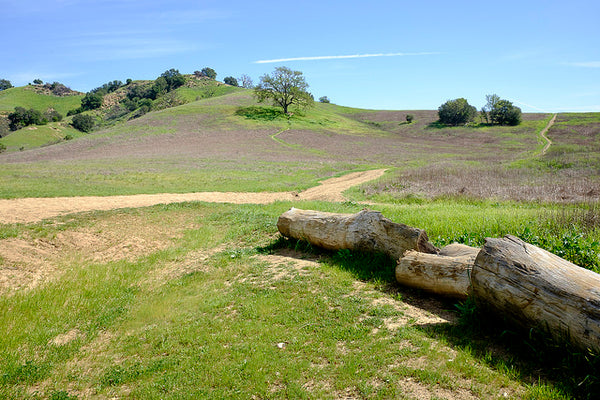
1, 199, 598, 399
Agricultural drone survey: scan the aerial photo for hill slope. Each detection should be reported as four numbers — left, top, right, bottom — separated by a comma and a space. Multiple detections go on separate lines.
0, 85, 83, 115
0, 87, 599, 202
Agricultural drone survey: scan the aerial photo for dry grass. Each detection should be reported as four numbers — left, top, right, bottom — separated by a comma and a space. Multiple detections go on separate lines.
363, 162, 600, 203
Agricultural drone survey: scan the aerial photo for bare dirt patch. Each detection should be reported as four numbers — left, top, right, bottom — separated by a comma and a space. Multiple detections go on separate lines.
0, 212, 195, 294
0, 169, 386, 224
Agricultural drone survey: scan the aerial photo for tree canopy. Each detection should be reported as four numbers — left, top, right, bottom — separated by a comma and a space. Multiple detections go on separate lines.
223, 76, 238, 87
437, 98, 477, 126
71, 114, 95, 132
8, 107, 44, 130
254, 67, 313, 114
81, 92, 104, 111
239, 74, 253, 89
201, 67, 217, 80
0, 79, 13, 91
482, 94, 522, 126
160, 69, 185, 90
489, 99, 522, 126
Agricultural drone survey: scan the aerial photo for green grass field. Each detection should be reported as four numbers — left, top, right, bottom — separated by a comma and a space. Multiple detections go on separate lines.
2, 200, 597, 399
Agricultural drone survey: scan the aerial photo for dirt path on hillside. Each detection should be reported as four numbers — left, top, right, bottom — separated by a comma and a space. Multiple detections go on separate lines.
539, 114, 557, 156
0, 169, 386, 224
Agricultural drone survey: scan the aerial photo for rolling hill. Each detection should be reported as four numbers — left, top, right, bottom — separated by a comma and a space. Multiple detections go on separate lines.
2, 81, 598, 202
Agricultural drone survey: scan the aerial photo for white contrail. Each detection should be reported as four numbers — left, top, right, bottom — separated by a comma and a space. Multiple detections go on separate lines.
508, 98, 551, 114
567, 61, 600, 68
254, 52, 441, 64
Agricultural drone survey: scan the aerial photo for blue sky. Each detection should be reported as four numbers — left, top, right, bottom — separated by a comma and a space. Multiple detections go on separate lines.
3, 0, 599, 112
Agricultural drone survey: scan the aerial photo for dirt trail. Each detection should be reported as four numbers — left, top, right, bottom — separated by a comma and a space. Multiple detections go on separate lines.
0, 169, 386, 224
539, 114, 557, 156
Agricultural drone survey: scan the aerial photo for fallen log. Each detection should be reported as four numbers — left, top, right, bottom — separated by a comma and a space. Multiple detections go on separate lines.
277, 208, 438, 260
396, 243, 479, 299
472, 235, 600, 352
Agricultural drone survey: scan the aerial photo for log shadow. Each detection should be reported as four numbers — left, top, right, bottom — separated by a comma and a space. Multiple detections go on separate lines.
259, 236, 600, 398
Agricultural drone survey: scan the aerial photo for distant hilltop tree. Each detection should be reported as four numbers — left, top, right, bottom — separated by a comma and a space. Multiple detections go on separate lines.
200, 67, 217, 80
160, 69, 185, 90
33, 79, 43, 85
438, 98, 477, 126
91, 80, 124, 95
223, 76, 238, 86
0, 79, 14, 91
319, 96, 330, 103
239, 74, 253, 89
254, 66, 313, 114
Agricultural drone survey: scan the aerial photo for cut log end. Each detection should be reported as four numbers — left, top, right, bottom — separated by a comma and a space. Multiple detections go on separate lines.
396, 250, 474, 299
472, 235, 600, 352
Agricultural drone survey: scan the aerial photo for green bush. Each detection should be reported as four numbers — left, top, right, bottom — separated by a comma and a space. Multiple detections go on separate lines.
8, 107, 44, 130
319, 96, 330, 103
223, 76, 238, 86
489, 99, 522, 126
406, 114, 414, 123
81, 92, 103, 111
438, 98, 477, 126
201, 67, 217, 80
0, 142, 6, 153
44, 109, 63, 122
160, 69, 185, 90
0, 79, 13, 91
71, 114, 95, 133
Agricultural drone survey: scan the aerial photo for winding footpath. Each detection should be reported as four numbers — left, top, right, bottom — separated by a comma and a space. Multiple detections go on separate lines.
539, 114, 557, 156
0, 169, 386, 224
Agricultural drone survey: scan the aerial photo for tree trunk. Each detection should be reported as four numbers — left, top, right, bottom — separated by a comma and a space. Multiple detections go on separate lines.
396, 244, 479, 299
472, 235, 600, 352
277, 208, 438, 260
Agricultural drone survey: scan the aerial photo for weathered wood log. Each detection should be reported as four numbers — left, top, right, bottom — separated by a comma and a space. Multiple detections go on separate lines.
472, 235, 600, 352
439, 243, 480, 258
396, 243, 479, 299
277, 208, 438, 260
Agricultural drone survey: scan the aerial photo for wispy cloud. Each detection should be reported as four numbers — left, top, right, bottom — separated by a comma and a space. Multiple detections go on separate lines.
566, 61, 600, 68
254, 52, 441, 64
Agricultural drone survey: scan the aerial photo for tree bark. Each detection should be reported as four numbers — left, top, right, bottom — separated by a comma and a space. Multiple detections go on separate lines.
472, 235, 600, 352
396, 244, 478, 299
277, 208, 438, 260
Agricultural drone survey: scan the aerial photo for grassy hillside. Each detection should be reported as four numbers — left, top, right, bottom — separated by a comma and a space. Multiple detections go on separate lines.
4, 89, 593, 201
0, 86, 83, 115
0, 123, 84, 152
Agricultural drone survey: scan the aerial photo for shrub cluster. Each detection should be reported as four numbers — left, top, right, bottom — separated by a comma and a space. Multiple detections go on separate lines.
0, 79, 13, 91
42, 82, 74, 96
438, 98, 477, 126
223, 76, 238, 86
7, 106, 63, 131
438, 95, 522, 126
71, 114, 95, 132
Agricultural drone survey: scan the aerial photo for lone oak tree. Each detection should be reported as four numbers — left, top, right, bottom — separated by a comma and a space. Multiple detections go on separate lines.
254, 66, 313, 114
